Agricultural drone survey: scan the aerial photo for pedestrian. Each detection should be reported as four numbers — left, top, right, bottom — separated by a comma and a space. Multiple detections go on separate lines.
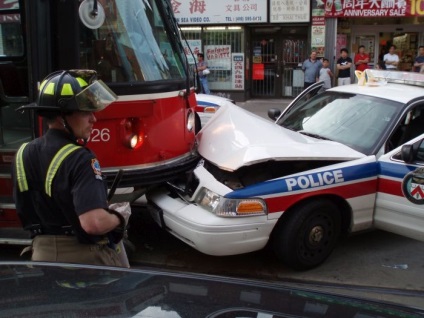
12, 70, 130, 267
336, 48, 353, 86
413, 45, 424, 73
354, 45, 370, 72
375, 60, 386, 70
196, 53, 210, 94
378, 47, 386, 63
384, 45, 399, 70
318, 58, 334, 91
302, 50, 322, 89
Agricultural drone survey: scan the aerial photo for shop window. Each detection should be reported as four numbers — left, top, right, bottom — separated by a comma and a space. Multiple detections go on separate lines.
182, 26, 245, 91
393, 33, 418, 71
0, 14, 24, 57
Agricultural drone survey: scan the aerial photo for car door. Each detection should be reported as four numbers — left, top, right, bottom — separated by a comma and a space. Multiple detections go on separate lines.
268, 81, 323, 121
374, 135, 424, 241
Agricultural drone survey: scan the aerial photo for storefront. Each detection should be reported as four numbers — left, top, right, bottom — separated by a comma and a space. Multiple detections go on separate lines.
172, 1, 424, 100
321, 0, 424, 82
173, 0, 311, 101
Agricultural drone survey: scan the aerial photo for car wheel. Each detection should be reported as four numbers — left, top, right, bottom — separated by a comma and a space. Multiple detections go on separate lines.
273, 199, 341, 270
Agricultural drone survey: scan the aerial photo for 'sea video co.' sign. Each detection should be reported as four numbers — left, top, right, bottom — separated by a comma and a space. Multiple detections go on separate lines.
172, 0, 266, 24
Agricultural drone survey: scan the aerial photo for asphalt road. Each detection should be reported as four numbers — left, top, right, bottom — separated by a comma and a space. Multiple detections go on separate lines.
126, 205, 424, 309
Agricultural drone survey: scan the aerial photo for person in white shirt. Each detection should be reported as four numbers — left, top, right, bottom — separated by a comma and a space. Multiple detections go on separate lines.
384, 45, 399, 70
319, 58, 334, 90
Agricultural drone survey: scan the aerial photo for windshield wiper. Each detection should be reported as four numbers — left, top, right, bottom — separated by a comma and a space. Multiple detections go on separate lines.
299, 131, 332, 141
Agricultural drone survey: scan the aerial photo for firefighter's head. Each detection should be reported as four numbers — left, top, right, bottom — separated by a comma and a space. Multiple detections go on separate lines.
18, 69, 117, 118
18, 69, 117, 142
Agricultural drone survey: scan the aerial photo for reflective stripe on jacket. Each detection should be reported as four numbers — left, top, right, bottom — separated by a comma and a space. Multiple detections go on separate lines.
16, 142, 81, 196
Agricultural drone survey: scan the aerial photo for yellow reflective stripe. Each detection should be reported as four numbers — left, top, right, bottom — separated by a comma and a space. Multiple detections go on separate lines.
45, 144, 81, 197
16, 142, 29, 192
76, 77, 88, 87
43, 82, 55, 95
61, 83, 74, 96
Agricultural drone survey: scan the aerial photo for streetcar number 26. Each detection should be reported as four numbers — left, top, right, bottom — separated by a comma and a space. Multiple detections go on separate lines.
89, 128, 111, 142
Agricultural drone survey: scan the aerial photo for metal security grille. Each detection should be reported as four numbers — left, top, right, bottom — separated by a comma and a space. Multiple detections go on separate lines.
181, 29, 201, 41
252, 39, 275, 96
204, 28, 244, 87
181, 27, 244, 89
282, 39, 307, 97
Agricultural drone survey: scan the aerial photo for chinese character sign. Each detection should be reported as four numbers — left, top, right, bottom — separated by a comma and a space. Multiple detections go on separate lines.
172, 0, 267, 24
232, 53, 244, 90
324, 0, 424, 18
270, 0, 310, 22
183, 39, 202, 65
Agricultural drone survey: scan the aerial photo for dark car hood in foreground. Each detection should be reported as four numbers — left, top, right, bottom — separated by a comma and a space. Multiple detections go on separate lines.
0, 262, 422, 318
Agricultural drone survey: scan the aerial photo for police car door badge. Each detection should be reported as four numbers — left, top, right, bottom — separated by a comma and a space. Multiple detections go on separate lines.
402, 167, 424, 204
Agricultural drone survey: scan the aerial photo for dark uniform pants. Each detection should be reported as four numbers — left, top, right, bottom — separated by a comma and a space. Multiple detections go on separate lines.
31, 235, 123, 267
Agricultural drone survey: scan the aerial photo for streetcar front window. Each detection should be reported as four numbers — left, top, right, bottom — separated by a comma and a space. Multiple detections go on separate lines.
80, 0, 185, 83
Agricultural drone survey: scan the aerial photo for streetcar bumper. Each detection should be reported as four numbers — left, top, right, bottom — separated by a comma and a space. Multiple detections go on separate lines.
102, 151, 199, 188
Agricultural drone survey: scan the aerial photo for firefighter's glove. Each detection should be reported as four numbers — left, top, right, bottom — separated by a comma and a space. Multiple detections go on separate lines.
109, 202, 131, 225
107, 202, 131, 244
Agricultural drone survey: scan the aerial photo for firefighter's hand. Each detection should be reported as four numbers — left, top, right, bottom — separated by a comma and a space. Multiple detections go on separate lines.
109, 202, 131, 225
107, 211, 126, 244
108, 227, 125, 244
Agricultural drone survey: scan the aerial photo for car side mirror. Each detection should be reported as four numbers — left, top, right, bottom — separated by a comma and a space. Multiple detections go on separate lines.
268, 108, 281, 121
401, 144, 414, 163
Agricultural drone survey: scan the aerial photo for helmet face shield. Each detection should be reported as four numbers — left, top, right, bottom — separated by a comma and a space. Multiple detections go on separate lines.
74, 80, 118, 111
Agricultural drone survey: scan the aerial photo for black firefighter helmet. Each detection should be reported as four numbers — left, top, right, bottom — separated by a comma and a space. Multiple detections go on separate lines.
18, 69, 117, 116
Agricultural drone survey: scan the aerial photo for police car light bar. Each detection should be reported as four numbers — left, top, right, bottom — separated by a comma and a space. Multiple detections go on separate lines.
365, 69, 424, 87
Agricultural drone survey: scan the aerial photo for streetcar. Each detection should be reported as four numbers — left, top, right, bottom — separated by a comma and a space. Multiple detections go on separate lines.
0, 0, 199, 244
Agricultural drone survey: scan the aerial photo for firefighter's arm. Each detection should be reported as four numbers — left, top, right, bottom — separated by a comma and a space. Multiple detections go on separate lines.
79, 208, 122, 235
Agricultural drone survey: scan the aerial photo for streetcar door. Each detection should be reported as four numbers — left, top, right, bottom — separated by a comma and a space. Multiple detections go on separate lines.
0, 0, 31, 147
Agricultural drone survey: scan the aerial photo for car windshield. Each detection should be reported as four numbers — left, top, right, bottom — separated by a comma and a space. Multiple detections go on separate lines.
276, 92, 403, 155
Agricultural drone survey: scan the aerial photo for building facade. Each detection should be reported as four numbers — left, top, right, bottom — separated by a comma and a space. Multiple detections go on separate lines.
173, 0, 424, 101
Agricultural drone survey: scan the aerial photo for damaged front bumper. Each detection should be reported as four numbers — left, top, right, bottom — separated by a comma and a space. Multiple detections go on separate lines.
146, 166, 278, 256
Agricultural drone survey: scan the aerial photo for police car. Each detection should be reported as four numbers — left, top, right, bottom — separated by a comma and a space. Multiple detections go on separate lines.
147, 70, 424, 270
195, 93, 235, 128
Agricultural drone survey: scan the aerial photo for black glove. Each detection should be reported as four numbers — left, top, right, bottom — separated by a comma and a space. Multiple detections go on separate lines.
107, 208, 126, 244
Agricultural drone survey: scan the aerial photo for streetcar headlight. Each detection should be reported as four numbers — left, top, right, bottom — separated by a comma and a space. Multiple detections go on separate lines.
187, 111, 195, 132
122, 118, 144, 149
195, 187, 267, 217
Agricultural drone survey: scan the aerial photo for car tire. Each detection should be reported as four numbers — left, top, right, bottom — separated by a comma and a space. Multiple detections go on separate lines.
273, 199, 341, 271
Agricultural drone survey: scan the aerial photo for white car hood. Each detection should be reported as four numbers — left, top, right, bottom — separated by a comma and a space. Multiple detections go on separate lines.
196, 103, 365, 171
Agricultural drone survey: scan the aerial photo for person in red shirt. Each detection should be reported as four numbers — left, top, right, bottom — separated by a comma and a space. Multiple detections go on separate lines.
354, 45, 370, 72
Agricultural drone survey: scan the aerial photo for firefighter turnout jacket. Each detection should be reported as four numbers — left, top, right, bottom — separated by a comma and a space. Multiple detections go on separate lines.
13, 129, 109, 244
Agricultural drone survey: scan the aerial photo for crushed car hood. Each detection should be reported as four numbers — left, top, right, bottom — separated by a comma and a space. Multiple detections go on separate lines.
196, 104, 365, 171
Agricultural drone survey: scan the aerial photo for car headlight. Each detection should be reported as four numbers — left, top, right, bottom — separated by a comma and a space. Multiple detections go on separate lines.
194, 187, 267, 217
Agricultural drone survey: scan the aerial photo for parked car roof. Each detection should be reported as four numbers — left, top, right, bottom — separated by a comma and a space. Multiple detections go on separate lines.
0, 261, 422, 317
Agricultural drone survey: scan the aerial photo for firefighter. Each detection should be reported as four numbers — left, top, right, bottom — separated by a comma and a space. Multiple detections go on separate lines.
12, 70, 130, 267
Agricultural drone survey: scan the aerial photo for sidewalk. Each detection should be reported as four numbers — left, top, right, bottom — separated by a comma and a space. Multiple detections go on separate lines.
236, 98, 293, 120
